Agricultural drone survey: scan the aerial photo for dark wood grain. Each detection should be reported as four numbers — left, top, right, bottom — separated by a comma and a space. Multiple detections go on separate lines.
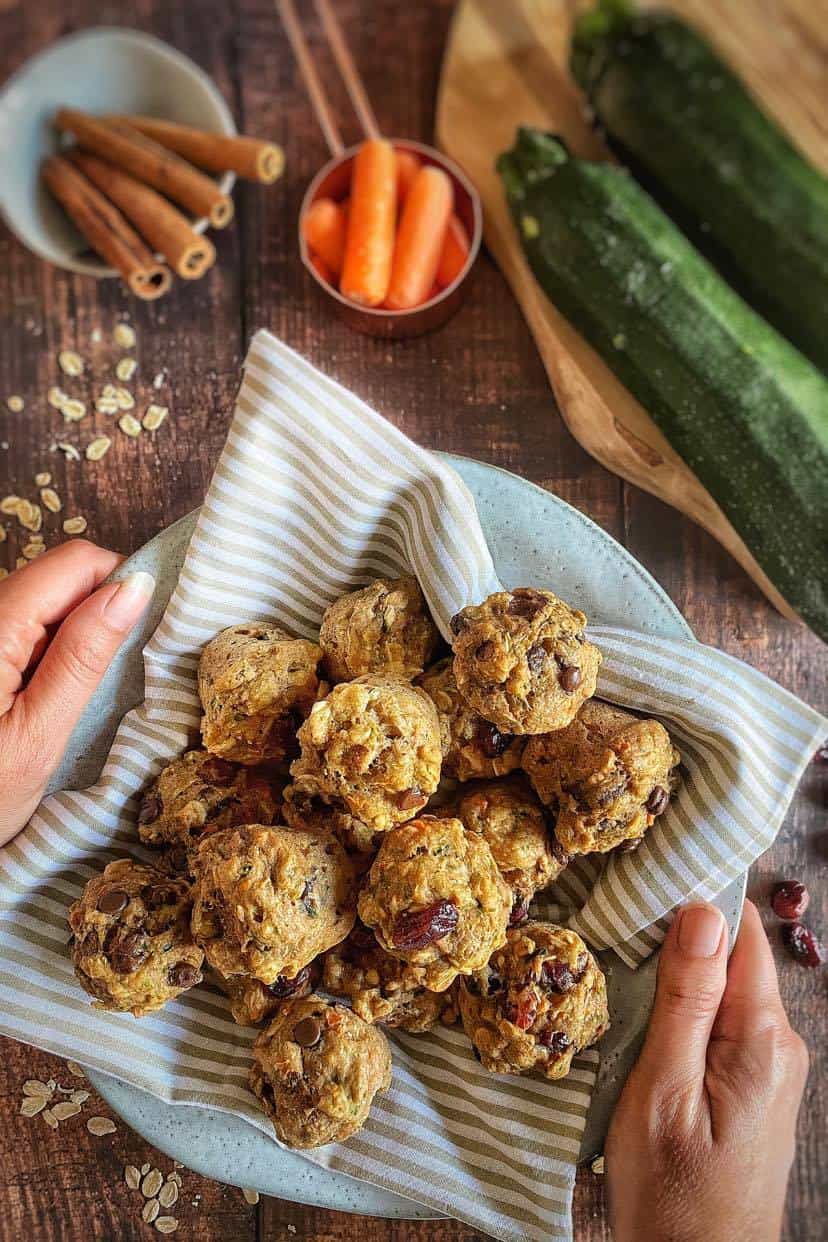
0, 2, 825, 1240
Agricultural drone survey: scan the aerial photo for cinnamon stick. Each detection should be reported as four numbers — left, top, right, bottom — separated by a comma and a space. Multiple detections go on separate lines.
55, 108, 234, 227
69, 150, 216, 280
107, 115, 284, 184
40, 155, 172, 300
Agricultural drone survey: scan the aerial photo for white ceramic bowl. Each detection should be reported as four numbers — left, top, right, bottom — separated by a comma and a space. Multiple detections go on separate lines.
0, 27, 236, 276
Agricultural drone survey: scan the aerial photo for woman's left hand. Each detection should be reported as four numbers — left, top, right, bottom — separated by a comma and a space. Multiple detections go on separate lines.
0, 540, 155, 846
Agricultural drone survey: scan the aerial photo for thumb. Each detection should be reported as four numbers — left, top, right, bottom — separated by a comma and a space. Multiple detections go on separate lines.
638, 901, 728, 1090
16, 571, 155, 773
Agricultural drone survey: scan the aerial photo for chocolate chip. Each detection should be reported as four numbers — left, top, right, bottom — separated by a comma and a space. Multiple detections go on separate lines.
475, 640, 496, 660
646, 786, 669, 816
557, 664, 582, 693
507, 589, 546, 619
80, 928, 99, 955
449, 613, 466, 636
269, 966, 311, 998
105, 928, 148, 975
168, 961, 200, 989
97, 889, 128, 915
526, 643, 546, 674
475, 720, 511, 758
292, 1016, 322, 1047
138, 792, 162, 825
397, 787, 425, 812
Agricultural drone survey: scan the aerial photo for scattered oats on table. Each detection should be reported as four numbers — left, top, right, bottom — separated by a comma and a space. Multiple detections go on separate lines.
119, 414, 142, 438
0, 527, 6, 543
143, 404, 168, 431
41, 1107, 59, 1130
66, 1061, 85, 1078
41, 487, 62, 512
18, 501, 43, 532
155, 1220, 179, 1235
63, 516, 88, 535
0, 495, 23, 515
20, 1096, 46, 1117
34, 471, 51, 487
6, 395, 24, 412
142, 1169, 164, 1199
22, 541, 45, 560
95, 394, 119, 415
58, 350, 84, 377
50, 1100, 82, 1121
86, 437, 112, 462
158, 1181, 179, 1209
113, 323, 136, 349
114, 387, 135, 411
125, 1165, 141, 1190
242, 1188, 260, 1205
116, 357, 137, 382
57, 442, 81, 462
48, 386, 68, 409
86, 1115, 116, 1136
142, 1199, 160, 1224
61, 399, 86, 422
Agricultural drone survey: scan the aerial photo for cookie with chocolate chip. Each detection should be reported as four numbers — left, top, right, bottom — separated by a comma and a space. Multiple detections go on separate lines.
285, 675, 442, 838
249, 995, 392, 1148
198, 622, 323, 766
522, 700, 680, 854
191, 824, 355, 984
450, 589, 601, 734
458, 922, 608, 1078
357, 815, 511, 992
319, 576, 439, 683
68, 859, 203, 1016
417, 657, 525, 781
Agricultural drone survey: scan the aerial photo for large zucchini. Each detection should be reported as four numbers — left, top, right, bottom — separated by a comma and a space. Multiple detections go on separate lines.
497, 127, 828, 639
570, 2, 828, 373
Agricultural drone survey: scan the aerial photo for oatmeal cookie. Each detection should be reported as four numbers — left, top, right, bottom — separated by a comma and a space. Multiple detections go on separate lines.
319, 576, 438, 683
137, 750, 283, 873
522, 701, 680, 854
458, 922, 609, 1078
211, 960, 320, 1026
191, 825, 355, 984
450, 589, 601, 734
68, 859, 203, 1016
322, 922, 451, 1032
249, 995, 392, 1148
286, 675, 442, 837
357, 815, 512, 992
455, 774, 568, 923
417, 657, 525, 781
198, 622, 323, 766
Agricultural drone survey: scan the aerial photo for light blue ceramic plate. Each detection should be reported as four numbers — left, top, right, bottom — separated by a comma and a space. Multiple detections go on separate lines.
49, 455, 745, 1218
0, 27, 236, 276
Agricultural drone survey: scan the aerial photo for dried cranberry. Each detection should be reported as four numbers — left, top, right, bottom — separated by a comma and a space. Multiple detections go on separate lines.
476, 720, 511, 758
526, 644, 547, 674
168, 961, 200, 989
509, 895, 530, 926
646, 786, 669, 816
771, 880, 810, 922
540, 960, 576, 993
504, 990, 538, 1030
97, 889, 128, 915
269, 965, 311, 998
138, 792, 162, 825
782, 923, 824, 968
392, 899, 458, 950
201, 757, 237, 787
539, 1028, 571, 1054
80, 928, 100, 956
507, 589, 546, 620
557, 664, 582, 693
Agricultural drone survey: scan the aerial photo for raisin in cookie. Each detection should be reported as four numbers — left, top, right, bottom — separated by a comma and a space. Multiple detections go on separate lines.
456, 774, 568, 923
458, 922, 608, 1079
417, 657, 525, 781
522, 701, 680, 854
250, 995, 392, 1148
68, 860, 203, 1017
322, 922, 452, 1033
191, 825, 355, 984
320, 576, 438, 683
211, 960, 320, 1026
137, 750, 283, 874
285, 675, 442, 838
198, 622, 323, 766
450, 589, 601, 734
357, 815, 511, 992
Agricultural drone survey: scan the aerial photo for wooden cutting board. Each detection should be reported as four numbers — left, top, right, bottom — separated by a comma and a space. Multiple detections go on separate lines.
436, 0, 828, 622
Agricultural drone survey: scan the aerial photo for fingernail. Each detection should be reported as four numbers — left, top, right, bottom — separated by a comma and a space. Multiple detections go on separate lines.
104, 571, 156, 627
677, 903, 725, 958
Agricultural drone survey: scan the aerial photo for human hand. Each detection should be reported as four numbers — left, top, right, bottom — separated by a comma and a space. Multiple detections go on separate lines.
0, 541, 154, 846
606, 899, 808, 1242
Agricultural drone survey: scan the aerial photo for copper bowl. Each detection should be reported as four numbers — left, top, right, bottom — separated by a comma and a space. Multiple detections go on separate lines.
298, 138, 482, 339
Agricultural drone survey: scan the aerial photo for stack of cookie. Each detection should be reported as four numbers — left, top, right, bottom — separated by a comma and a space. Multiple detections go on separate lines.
67, 579, 680, 1149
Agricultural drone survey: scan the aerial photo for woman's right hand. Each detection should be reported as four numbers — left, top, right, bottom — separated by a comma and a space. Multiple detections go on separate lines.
605, 899, 809, 1242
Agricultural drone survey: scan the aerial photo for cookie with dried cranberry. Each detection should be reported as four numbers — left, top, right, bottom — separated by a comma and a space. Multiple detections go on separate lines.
458, 922, 608, 1079
198, 622, 323, 766
450, 589, 601, 735
357, 815, 511, 992
211, 959, 320, 1026
137, 750, 284, 874
522, 700, 680, 854
455, 774, 568, 922
68, 859, 203, 1017
416, 657, 525, 781
319, 576, 439, 683
286, 675, 442, 838
191, 824, 355, 984
249, 995, 392, 1148
322, 922, 452, 1032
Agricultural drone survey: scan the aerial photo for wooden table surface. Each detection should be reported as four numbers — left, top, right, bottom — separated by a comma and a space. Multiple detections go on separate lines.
0, 2, 825, 1239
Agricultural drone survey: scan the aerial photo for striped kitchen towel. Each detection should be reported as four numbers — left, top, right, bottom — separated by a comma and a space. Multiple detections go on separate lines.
0, 329, 823, 1242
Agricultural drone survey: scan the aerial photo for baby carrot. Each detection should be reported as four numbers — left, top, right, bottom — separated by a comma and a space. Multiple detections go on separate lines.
436, 214, 470, 288
340, 139, 397, 308
302, 198, 347, 277
395, 149, 422, 204
385, 165, 453, 310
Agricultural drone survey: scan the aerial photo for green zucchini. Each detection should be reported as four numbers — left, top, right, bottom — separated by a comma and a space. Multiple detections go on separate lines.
497, 127, 828, 639
570, 1, 828, 373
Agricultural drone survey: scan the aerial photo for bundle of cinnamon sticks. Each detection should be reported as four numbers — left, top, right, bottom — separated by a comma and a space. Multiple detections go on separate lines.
42, 110, 284, 299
